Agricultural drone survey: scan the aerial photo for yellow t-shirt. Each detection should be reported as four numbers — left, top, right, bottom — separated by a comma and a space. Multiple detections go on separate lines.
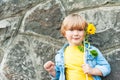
64, 46, 93, 80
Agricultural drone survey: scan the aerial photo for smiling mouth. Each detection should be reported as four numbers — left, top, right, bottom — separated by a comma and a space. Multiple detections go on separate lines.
73, 38, 80, 40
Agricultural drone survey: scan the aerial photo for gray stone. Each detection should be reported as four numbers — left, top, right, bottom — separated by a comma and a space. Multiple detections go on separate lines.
20, 0, 65, 39
0, 0, 47, 19
0, 34, 63, 80
0, 17, 20, 47
102, 49, 120, 80
61, 0, 120, 13
0, 0, 120, 80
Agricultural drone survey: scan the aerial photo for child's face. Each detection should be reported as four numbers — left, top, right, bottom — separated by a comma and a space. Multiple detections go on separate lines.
65, 29, 85, 46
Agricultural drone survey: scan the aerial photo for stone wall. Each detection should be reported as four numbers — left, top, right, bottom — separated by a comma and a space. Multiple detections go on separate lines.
0, 0, 120, 80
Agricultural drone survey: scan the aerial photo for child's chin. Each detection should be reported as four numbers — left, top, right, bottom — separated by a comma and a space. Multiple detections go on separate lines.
73, 40, 81, 43
73, 42, 81, 45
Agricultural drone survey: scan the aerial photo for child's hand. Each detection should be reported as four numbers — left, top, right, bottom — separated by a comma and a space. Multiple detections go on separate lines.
44, 61, 55, 72
44, 61, 56, 77
82, 64, 103, 76
82, 64, 92, 74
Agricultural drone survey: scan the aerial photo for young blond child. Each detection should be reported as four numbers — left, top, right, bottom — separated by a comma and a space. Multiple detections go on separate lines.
44, 13, 111, 80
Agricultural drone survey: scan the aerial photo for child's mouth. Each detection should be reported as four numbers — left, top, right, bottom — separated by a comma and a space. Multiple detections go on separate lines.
73, 38, 80, 40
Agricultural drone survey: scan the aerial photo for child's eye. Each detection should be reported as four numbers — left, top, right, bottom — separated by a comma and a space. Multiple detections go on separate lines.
78, 29, 84, 31
68, 29, 73, 31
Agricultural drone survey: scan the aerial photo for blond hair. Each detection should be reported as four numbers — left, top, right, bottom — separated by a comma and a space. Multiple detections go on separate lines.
60, 13, 88, 36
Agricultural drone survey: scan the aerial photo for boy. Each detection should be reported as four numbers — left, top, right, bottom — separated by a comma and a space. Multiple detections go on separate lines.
44, 13, 111, 80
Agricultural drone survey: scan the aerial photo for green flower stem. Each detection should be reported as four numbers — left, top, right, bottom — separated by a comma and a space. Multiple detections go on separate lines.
84, 37, 98, 58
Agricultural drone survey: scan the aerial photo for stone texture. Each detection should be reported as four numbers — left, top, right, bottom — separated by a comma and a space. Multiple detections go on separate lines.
61, 0, 120, 13
103, 49, 120, 80
0, 34, 63, 80
20, 0, 65, 39
0, 0, 120, 80
0, 0, 47, 19
78, 6, 120, 50
0, 17, 20, 47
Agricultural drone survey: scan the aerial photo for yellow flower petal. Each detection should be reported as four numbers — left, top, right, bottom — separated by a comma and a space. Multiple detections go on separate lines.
87, 23, 96, 34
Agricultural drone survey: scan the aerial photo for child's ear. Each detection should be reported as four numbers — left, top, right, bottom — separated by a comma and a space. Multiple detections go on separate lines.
63, 32, 66, 37
64, 35, 66, 38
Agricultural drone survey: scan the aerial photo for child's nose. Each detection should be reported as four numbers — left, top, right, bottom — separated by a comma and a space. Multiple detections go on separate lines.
73, 30, 79, 35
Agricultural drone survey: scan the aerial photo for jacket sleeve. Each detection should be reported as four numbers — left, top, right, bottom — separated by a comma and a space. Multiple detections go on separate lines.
50, 66, 60, 80
94, 47, 111, 77
50, 54, 60, 80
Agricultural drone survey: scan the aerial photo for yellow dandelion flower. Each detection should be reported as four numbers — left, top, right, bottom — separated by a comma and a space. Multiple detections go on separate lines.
87, 23, 96, 34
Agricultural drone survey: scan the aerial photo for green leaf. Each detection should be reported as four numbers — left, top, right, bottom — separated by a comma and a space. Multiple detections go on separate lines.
90, 50, 98, 57
78, 46, 84, 52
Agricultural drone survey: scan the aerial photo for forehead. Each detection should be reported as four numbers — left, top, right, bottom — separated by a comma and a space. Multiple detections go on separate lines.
64, 23, 85, 30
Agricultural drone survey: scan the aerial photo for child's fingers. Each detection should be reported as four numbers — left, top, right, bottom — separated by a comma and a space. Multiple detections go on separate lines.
47, 65, 55, 72
82, 64, 92, 74
44, 61, 55, 70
